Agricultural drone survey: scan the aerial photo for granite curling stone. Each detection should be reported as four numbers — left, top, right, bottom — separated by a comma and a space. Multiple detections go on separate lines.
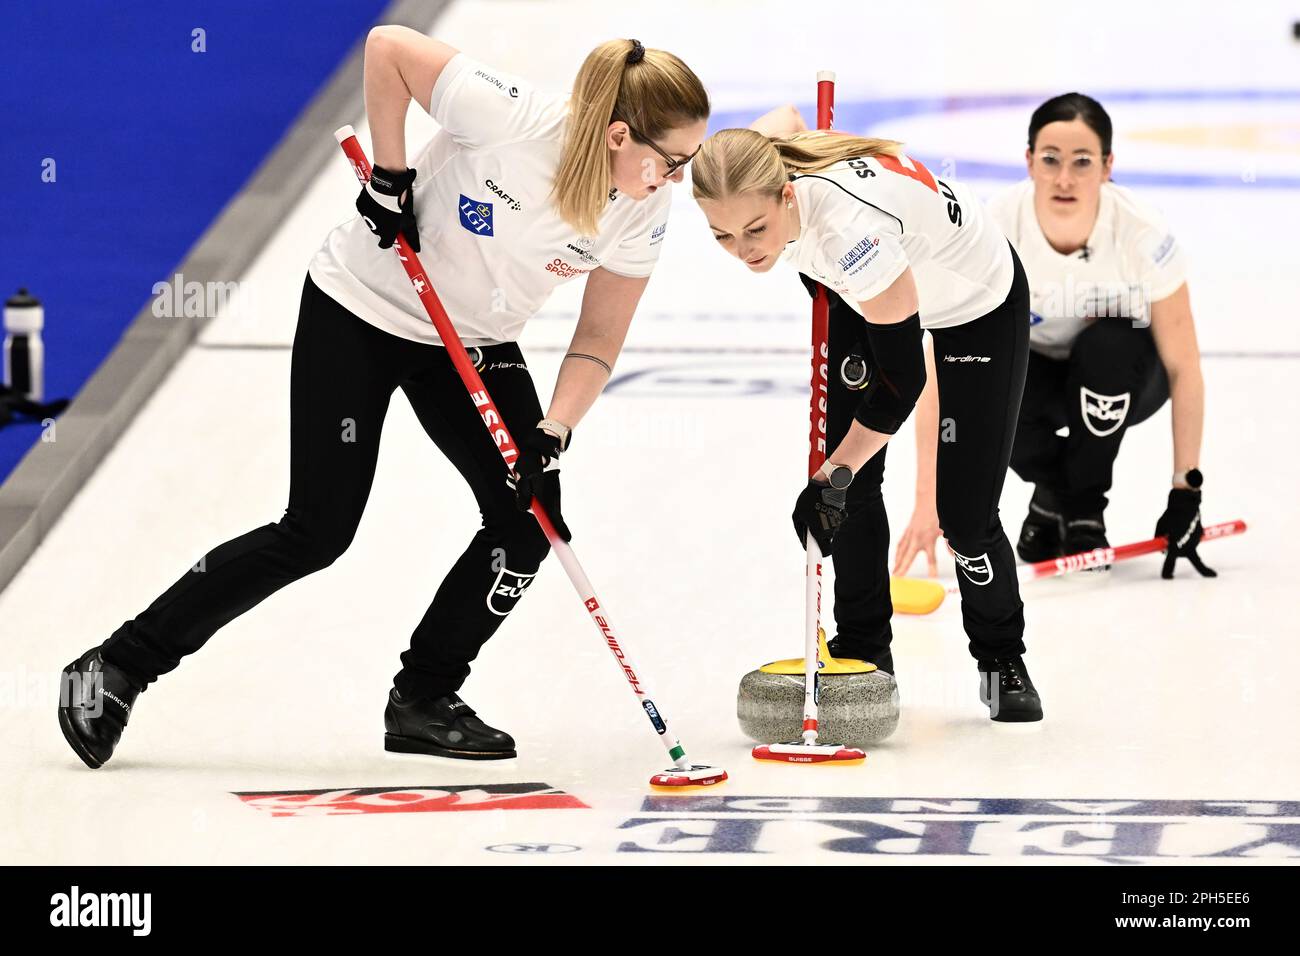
738, 631, 900, 747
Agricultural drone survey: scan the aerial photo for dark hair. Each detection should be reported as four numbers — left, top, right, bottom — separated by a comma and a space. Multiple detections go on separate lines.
1028, 93, 1112, 156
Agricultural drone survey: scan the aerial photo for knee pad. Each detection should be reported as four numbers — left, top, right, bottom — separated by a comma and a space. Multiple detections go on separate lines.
854, 314, 925, 435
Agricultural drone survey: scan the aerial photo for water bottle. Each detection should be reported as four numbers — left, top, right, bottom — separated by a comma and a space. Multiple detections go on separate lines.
4, 288, 44, 402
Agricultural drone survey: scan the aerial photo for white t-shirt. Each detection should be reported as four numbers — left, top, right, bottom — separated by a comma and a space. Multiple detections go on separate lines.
309, 53, 673, 347
778, 154, 1014, 329
987, 179, 1187, 360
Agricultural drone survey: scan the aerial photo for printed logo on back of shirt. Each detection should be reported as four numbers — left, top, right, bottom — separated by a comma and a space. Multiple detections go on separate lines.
459, 195, 494, 236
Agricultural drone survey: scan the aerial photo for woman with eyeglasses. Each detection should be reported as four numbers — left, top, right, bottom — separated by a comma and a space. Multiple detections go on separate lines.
694, 112, 1042, 722
59, 31, 710, 769
893, 93, 1213, 579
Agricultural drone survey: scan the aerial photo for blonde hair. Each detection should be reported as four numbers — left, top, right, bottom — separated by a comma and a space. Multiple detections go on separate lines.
552, 39, 710, 235
692, 128, 904, 204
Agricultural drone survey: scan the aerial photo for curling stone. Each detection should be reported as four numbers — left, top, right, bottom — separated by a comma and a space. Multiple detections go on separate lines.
738, 630, 899, 748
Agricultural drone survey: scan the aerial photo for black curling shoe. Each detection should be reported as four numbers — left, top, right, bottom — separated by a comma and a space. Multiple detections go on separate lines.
827, 635, 894, 678
58, 647, 145, 769
1016, 487, 1065, 563
384, 690, 516, 760
978, 657, 1043, 722
1063, 514, 1111, 570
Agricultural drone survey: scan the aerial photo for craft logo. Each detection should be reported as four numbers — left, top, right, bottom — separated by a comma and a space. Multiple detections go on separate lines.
484, 178, 522, 212
236, 783, 588, 817
951, 549, 993, 586
1080, 386, 1130, 437
49, 886, 151, 936
473, 68, 518, 98
458, 195, 494, 236
614, 796, 1300, 859
650, 222, 667, 246
486, 565, 537, 616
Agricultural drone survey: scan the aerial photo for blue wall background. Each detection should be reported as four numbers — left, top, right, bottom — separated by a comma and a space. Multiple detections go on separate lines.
0, 0, 390, 481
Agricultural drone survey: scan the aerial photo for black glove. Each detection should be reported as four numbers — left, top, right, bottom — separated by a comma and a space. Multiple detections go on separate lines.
1154, 487, 1215, 579
357, 165, 420, 252
792, 478, 847, 556
508, 427, 571, 542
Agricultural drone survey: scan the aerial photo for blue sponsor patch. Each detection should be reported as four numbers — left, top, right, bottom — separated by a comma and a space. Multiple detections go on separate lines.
459, 195, 494, 236
641, 700, 667, 734
1151, 233, 1176, 266
1029, 311, 1045, 326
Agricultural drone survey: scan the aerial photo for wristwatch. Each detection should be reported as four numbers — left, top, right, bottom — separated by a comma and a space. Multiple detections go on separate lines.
1173, 467, 1203, 489
538, 418, 572, 452
819, 461, 854, 490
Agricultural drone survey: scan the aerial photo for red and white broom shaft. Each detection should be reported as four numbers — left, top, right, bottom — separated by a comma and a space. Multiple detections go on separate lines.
334, 127, 692, 770
1015, 519, 1247, 583
935, 520, 1247, 595
801, 71, 836, 742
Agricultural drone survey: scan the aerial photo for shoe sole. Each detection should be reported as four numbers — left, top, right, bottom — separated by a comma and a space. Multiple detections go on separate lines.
979, 678, 1044, 723
384, 732, 516, 760
57, 672, 104, 770
990, 709, 1044, 723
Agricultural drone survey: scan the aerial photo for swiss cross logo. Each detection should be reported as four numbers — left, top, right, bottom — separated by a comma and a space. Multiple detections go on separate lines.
411, 273, 428, 295
586, 598, 601, 612
234, 782, 588, 818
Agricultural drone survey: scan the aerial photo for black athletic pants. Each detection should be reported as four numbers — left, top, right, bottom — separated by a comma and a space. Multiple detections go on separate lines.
1009, 319, 1169, 516
818, 243, 1031, 665
102, 274, 551, 700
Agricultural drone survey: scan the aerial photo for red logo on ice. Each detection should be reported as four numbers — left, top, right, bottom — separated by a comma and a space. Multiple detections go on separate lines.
235, 783, 588, 818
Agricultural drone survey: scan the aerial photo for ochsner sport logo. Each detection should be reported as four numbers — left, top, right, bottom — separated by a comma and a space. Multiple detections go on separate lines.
952, 549, 994, 586
50, 886, 151, 936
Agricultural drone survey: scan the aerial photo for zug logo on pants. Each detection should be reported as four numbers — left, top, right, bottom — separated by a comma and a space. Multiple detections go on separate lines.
487, 566, 537, 616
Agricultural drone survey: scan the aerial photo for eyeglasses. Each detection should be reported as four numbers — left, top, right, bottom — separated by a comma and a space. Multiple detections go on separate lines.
623, 119, 700, 178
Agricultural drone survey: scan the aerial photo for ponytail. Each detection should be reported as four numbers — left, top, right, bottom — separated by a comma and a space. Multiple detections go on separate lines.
552, 39, 709, 235
693, 128, 904, 204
